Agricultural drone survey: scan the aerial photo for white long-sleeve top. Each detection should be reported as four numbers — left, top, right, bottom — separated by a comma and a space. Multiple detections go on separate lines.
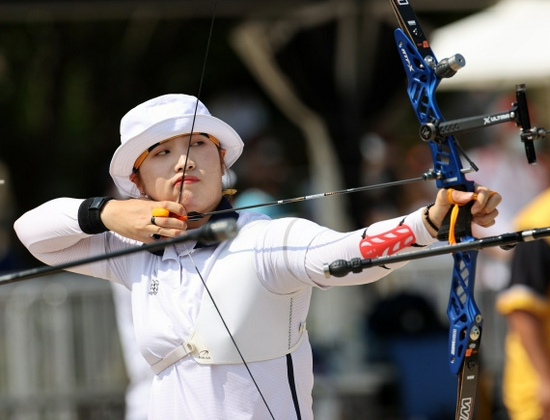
14, 198, 435, 420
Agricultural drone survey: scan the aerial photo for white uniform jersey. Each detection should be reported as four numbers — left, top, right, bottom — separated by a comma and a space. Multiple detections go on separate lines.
14, 198, 434, 419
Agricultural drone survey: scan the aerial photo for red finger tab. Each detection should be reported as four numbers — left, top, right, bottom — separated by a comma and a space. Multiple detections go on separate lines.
359, 225, 416, 259
170, 213, 186, 221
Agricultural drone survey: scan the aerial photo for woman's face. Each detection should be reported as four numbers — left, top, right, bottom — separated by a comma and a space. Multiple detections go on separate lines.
134, 134, 225, 214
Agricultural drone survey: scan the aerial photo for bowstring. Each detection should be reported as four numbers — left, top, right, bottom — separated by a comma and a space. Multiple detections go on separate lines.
180, 3, 276, 418
184, 244, 276, 419
177, 0, 216, 204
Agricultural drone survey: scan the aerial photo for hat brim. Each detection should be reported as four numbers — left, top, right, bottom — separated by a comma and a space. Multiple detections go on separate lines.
110, 114, 244, 198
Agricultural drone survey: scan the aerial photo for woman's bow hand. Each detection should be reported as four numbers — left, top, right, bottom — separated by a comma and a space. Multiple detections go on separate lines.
425, 185, 502, 237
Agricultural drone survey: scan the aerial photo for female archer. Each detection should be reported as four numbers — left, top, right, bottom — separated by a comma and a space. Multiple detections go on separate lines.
14, 93, 500, 419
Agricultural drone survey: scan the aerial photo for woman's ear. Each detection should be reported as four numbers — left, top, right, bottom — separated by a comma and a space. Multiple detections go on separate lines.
220, 149, 227, 172
130, 172, 146, 196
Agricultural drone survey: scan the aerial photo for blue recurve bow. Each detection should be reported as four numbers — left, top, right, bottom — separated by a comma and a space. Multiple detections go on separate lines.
388, 0, 546, 416
389, 3, 480, 417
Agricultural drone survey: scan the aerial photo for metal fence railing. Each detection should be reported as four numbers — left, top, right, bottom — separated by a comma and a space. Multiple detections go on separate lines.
0, 272, 127, 420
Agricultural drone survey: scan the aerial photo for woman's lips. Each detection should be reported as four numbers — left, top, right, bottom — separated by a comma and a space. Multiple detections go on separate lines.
175, 176, 199, 187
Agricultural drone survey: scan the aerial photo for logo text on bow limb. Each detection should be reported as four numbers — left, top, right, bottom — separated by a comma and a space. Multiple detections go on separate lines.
459, 397, 473, 420
359, 225, 416, 259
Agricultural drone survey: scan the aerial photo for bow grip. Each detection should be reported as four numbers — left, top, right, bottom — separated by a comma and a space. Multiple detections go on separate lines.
437, 200, 473, 242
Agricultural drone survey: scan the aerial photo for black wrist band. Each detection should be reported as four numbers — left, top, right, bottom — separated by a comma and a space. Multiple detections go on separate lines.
78, 197, 114, 234
424, 203, 439, 232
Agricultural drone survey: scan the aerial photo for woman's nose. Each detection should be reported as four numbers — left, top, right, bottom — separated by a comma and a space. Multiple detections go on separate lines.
175, 154, 194, 172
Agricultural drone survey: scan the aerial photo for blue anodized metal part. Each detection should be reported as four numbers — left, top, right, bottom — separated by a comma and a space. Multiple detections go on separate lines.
393, 28, 481, 375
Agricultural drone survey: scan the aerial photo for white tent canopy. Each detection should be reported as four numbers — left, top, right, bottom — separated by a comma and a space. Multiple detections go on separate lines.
430, 0, 550, 90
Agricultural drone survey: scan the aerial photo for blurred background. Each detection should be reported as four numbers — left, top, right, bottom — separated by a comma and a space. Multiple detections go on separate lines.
1, 0, 550, 419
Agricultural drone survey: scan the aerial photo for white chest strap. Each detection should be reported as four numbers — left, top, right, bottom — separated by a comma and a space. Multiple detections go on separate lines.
151, 218, 310, 374
151, 321, 307, 375
151, 343, 191, 375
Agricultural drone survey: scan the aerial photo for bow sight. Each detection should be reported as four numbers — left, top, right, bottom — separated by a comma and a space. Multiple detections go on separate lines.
419, 83, 548, 165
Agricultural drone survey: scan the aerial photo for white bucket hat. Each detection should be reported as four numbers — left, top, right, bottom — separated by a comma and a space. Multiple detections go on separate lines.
109, 93, 244, 198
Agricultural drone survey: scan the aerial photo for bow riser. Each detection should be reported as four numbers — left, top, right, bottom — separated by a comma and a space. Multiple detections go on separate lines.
394, 28, 479, 383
